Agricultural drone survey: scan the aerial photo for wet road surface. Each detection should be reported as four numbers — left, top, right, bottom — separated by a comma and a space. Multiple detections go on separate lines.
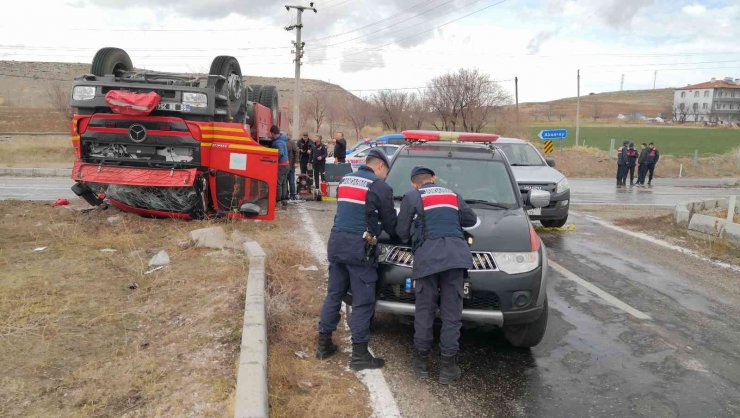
304, 203, 740, 418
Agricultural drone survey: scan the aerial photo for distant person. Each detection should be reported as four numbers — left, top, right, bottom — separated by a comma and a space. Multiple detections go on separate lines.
626, 142, 639, 186
616, 140, 629, 187
333, 132, 347, 164
286, 133, 299, 200
269, 126, 290, 209
645, 142, 660, 185
637, 143, 649, 185
312, 134, 328, 200
298, 132, 313, 175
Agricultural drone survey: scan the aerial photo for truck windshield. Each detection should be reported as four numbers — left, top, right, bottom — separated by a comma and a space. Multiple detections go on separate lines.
387, 156, 519, 207
496, 143, 545, 166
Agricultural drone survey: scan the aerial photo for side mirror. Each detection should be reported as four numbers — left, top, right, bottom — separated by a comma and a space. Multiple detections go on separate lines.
546, 158, 556, 168
239, 203, 262, 217
528, 190, 551, 208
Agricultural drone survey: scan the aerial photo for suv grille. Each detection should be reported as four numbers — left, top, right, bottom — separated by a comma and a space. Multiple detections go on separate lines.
379, 284, 501, 310
384, 246, 497, 271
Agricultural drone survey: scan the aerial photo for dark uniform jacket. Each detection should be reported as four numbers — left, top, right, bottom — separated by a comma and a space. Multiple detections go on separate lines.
312, 142, 328, 165
617, 145, 628, 165
638, 148, 649, 164
333, 138, 347, 160
396, 183, 477, 279
328, 166, 397, 266
298, 138, 313, 161
626, 147, 639, 167
646, 147, 660, 164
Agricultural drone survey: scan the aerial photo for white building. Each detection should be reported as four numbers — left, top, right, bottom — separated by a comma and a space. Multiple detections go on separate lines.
673, 77, 740, 124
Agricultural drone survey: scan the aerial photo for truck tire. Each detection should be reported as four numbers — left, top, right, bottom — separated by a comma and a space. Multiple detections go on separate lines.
247, 84, 263, 102
258, 85, 279, 126
209, 56, 243, 120
91, 47, 133, 77
541, 216, 568, 228
503, 297, 548, 348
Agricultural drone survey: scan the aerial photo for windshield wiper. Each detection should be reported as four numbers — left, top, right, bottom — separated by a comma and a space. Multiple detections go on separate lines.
509, 163, 540, 166
464, 199, 509, 209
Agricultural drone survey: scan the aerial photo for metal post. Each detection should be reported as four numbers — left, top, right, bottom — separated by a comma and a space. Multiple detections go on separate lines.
609, 138, 615, 159
285, 4, 317, 140
653, 70, 657, 90
515, 76, 519, 123
693, 149, 699, 167
576, 69, 580, 147
620, 73, 624, 91
728, 196, 737, 225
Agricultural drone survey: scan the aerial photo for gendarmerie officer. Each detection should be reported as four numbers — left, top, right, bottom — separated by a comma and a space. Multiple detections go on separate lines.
626, 142, 639, 186
616, 140, 629, 187
316, 148, 397, 371
395, 166, 477, 384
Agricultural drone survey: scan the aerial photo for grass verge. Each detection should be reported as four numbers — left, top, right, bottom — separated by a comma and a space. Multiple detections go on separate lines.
0, 135, 73, 168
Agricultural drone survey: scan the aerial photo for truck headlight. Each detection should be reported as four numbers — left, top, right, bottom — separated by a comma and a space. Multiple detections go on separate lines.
492, 251, 539, 274
378, 244, 393, 263
72, 86, 96, 101
183, 92, 207, 108
556, 178, 570, 194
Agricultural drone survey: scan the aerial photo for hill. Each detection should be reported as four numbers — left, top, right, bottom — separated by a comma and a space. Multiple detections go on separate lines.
0, 60, 363, 131
517, 88, 675, 123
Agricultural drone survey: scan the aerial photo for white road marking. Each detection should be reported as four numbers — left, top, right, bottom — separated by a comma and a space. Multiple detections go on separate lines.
572, 211, 740, 274
298, 205, 402, 418
549, 260, 652, 320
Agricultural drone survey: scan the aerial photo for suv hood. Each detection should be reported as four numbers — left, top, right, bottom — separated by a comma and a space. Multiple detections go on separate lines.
386, 204, 532, 253
510, 165, 564, 184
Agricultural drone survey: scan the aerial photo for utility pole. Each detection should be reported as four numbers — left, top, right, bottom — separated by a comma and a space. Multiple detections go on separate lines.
620, 73, 624, 91
285, 3, 317, 141
576, 69, 580, 147
514, 76, 519, 123
653, 70, 657, 89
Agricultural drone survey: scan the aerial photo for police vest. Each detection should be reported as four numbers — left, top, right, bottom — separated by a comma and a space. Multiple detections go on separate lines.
413, 185, 464, 249
334, 168, 379, 234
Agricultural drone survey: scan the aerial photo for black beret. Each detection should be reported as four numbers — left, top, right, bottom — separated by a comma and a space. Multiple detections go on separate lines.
366, 148, 390, 167
411, 166, 435, 179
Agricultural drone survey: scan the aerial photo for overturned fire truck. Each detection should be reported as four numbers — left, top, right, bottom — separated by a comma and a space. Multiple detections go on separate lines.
69, 47, 286, 221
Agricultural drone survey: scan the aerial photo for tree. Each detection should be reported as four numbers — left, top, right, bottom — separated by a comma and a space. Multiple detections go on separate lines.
425, 68, 511, 132
303, 91, 328, 132
46, 82, 72, 120
344, 96, 373, 140
372, 90, 412, 131
591, 98, 602, 121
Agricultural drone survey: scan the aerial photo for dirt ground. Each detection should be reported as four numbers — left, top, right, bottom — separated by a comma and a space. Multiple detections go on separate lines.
0, 134, 73, 168
0, 200, 370, 417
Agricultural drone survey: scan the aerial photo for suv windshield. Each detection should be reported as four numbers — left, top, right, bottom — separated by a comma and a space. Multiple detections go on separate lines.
387, 155, 519, 207
496, 143, 545, 166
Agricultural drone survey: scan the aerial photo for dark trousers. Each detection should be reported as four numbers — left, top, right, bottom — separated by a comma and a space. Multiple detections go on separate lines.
287, 167, 296, 199
414, 268, 465, 355
647, 163, 656, 183
313, 162, 325, 194
300, 157, 309, 174
627, 164, 636, 184
336, 156, 346, 164
616, 164, 627, 183
277, 165, 289, 202
637, 164, 647, 184
318, 261, 378, 344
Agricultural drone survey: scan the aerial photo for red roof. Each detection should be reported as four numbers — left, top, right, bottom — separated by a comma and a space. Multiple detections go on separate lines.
678, 80, 740, 90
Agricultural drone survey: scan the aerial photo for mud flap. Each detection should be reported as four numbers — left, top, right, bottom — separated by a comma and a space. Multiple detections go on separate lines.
71, 182, 104, 206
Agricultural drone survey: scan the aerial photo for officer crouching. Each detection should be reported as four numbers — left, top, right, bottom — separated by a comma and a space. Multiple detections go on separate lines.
396, 166, 477, 384
316, 148, 397, 371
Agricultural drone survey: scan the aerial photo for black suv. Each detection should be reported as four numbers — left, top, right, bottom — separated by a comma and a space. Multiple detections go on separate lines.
375, 139, 551, 347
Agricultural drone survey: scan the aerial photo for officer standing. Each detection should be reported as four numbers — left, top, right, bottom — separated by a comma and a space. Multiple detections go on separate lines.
626, 142, 639, 186
298, 132, 313, 174
616, 140, 629, 187
312, 135, 328, 200
637, 143, 649, 185
316, 149, 397, 371
645, 142, 660, 185
396, 166, 477, 384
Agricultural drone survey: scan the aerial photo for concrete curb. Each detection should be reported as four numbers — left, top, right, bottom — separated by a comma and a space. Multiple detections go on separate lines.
0, 167, 72, 177
675, 197, 740, 245
234, 240, 268, 418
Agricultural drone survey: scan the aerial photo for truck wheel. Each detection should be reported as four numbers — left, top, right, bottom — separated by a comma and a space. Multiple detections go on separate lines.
541, 217, 568, 228
258, 85, 279, 126
91, 47, 133, 77
209, 56, 242, 100
247, 84, 263, 102
503, 297, 548, 348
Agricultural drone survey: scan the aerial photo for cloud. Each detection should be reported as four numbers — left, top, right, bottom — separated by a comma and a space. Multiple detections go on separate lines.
682, 4, 707, 16
339, 49, 384, 73
544, 0, 654, 29
526, 29, 559, 55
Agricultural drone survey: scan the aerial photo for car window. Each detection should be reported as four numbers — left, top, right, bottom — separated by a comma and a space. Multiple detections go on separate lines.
496, 143, 545, 166
387, 156, 518, 207
382, 146, 399, 156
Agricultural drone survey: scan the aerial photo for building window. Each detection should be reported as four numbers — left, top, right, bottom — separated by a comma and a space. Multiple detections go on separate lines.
681, 91, 686, 98
694, 91, 700, 97
703, 103, 708, 109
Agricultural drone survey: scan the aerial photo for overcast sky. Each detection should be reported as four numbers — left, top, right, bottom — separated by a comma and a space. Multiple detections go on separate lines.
1, 0, 738, 102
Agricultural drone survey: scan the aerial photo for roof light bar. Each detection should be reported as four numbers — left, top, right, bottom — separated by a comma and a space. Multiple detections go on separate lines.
402, 130, 499, 142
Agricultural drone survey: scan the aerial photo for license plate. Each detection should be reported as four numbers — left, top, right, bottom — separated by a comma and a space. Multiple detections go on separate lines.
527, 207, 542, 216
463, 281, 471, 299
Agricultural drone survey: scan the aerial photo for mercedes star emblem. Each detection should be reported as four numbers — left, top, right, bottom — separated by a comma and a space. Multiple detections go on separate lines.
128, 124, 147, 143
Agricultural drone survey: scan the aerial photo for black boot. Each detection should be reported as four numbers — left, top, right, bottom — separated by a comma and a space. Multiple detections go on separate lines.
316, 332, 337, 360
350, 343, 385, 371
439, 354, 461, 384
412, 350, 430, 378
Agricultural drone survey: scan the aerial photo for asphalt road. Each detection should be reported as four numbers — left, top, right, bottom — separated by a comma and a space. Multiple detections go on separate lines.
1, 176, 738, 206
301, 201, 740, 418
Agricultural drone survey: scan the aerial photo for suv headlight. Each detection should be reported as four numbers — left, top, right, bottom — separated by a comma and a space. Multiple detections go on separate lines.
556, 178, 570, 194
378, 244, 393, 263
183, 92, 208, 108
72, 86, 96, 101
492, 251, 539, 274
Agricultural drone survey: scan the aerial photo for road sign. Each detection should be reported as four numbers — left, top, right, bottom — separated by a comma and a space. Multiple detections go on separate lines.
543, 140, 554, 154
538, 129, 568, 140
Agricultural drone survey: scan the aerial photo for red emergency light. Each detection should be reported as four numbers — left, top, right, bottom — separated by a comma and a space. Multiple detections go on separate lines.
401, 130, 499, 142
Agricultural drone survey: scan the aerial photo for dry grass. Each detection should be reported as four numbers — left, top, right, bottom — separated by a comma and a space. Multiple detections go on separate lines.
251, 216, 371, 418
0, 201, 253, 417
0, 134, 73, 167
0, 107, 69, 132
